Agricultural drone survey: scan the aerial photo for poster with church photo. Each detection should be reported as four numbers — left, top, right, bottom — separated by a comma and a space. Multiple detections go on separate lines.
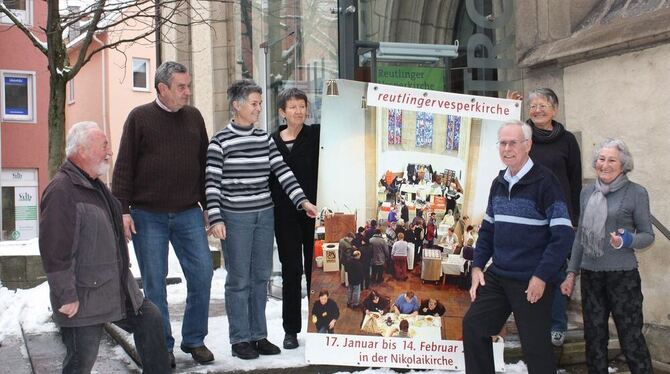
308, 80, 521, 370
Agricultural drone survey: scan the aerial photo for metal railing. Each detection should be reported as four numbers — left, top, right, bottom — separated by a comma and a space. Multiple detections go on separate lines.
651, 214, 670, 241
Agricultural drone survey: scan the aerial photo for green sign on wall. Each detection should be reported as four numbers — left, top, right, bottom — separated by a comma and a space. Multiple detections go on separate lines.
376, 66, 445, 91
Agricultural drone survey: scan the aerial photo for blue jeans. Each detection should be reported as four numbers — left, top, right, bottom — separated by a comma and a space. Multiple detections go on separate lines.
551, 269, 568, 332
347, 284, 361, 306
61, 299, 170, 374
131, 206, 213, 351
221, 208, 274, 345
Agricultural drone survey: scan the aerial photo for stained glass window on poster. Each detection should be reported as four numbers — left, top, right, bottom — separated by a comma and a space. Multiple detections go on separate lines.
415, 112, 433, 148
446, 115, 461, 151
388, 109, 402, 144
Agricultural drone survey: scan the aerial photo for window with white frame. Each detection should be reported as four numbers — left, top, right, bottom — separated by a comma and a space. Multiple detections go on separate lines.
0, 0, 33, 25
132, 58, 150, 91
1, 70, 36, 123
68, 79, 75, 104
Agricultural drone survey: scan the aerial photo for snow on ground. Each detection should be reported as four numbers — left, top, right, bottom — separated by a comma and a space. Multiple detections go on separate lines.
0, 239, 536, 373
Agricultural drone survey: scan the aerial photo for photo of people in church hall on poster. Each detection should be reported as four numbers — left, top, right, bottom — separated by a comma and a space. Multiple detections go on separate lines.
306, 80, 520, 371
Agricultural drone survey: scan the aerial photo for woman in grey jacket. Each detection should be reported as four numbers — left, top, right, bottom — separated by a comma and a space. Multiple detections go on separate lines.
561, 138, 654, 374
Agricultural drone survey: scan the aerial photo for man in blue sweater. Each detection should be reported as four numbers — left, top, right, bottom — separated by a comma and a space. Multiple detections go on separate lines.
462, 121, 574, 374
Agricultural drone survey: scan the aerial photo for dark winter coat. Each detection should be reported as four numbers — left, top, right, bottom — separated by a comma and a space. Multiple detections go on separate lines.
39, 161, 144, 327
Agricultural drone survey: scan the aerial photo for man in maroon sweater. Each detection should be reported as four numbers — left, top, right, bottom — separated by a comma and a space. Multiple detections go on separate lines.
112, 61, 213, 367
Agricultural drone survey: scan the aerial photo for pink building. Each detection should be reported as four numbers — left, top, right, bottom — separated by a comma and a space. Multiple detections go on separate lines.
0, 0, 49, 241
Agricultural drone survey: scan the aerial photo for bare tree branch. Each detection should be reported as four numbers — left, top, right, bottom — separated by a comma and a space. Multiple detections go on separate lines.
0, 3, 47, 54
2, 0, 236, 177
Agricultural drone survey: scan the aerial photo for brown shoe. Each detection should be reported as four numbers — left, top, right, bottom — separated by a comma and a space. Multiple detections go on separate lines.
180, 344, 214, 364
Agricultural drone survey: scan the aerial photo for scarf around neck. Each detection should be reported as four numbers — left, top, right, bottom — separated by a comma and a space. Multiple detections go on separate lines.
580, 174, 629, 257
527, 119, 565, 144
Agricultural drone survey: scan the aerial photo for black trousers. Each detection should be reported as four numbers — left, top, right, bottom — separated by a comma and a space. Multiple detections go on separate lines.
371, 265, 385, 283
274, 208, 315, 335
60, 299, 169, 374
463, 272, 555, 374
581, 269, 653, 374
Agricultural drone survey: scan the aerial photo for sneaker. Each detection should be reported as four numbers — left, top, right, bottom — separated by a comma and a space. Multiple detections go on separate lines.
253, 338, 281, 355
180, 344, 215, 364
283, 333, 299, 350
551, 331, 566, 347
168, 351, 176, 368
231, 342, 259, 360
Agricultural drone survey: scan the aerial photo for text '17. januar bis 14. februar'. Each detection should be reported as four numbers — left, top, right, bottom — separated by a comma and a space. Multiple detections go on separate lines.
305, 333, 468, 371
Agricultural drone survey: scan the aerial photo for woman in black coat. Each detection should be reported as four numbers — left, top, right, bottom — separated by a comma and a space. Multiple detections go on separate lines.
269, 88, 320, 349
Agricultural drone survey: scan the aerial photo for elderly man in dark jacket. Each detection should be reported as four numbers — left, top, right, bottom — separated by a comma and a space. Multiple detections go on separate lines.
39, 122, 169, 374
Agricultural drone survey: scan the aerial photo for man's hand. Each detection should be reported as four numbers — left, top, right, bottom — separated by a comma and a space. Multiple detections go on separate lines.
469, 267, 485, 302
526, 276, 546, 303
208, 223, 226, 240
329, 319, 337, 330
122, 214, 136, 242
203, 211, 210, 229
59, 301, 80, 318
561, 273, 576, 296
302, 202, 318, 218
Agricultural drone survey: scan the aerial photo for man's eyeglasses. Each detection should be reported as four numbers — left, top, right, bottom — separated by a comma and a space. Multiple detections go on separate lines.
497, 139, 528, 148
529, 104, 552, 111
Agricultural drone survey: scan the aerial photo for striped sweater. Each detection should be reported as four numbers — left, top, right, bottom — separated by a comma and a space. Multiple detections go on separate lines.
473, 163, 574, 283
206, 123, 308, 225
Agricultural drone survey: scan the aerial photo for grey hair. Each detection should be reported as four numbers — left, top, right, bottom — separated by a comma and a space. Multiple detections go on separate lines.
498, 120, 532, 141
592, 138, 634, 174
66, 121, 101, 157
154, 61, 188, 91
227, 79, 263, 113
528, 88, 559, 109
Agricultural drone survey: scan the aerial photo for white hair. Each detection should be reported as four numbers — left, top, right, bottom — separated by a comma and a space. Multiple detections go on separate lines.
66, 121, 101, 157
593, 138, 634, 174
498, 120, 532, 141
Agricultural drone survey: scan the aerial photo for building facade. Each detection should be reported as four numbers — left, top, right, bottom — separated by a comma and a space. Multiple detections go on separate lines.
65, 12, 157, 183
164, 0, 670, 366
0, 0, 48, 241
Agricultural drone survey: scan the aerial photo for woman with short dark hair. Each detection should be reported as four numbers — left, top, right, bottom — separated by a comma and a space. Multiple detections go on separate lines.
269, 87, 320, 350
206, 80, 318, 360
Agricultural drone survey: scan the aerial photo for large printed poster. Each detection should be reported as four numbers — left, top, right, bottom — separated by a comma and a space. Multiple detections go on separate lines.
313, 80, 521, 371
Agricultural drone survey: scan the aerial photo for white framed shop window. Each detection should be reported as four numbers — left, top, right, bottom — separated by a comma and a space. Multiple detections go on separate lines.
1, 70, 36, 123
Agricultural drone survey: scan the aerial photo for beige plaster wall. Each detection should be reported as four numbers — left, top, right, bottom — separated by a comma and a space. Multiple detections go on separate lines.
190, 2, 214, 136
563, 43, 670, 326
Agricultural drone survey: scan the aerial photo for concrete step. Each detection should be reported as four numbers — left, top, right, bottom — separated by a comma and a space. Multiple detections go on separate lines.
0, 335, 33, 374
3, 330, 139, 374
502, 332, 621, 366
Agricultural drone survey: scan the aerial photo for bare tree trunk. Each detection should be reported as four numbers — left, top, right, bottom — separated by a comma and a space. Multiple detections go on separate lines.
45, 0, 67, 178
47, 76, 67, 178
